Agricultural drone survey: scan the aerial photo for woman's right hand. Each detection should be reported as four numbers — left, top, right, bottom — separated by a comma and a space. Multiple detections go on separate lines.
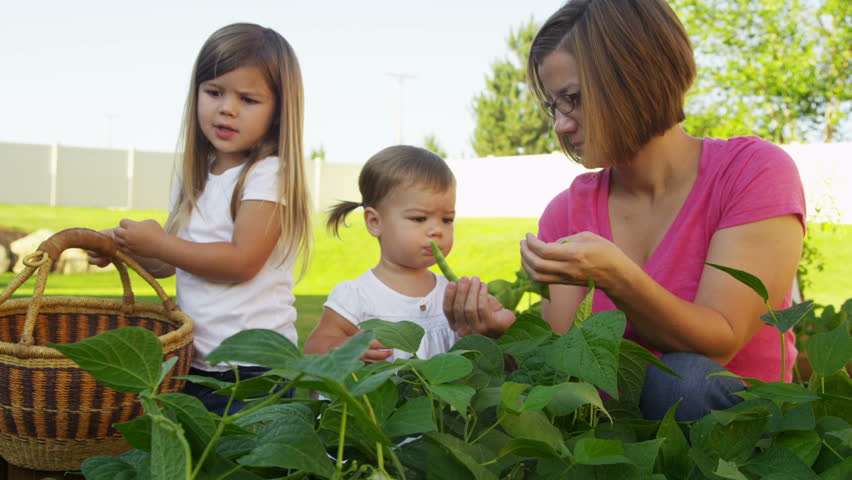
443, 276, 516, 337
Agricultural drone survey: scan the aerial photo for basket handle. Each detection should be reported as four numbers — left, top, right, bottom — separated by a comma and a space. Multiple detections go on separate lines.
0, 228, 178, 349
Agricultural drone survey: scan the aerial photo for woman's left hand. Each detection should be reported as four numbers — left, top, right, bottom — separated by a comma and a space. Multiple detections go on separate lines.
114, 219, 168, 258
520, 232, 627, 288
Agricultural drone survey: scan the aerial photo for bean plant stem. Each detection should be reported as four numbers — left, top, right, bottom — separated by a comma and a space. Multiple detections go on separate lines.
214, 464, 244, 480
337, 402, 348, 477
410, 368, 438, 427
822, 439, 844, 460
470, 413, 506, 445
192, 374, 296, 478
765, 304, 787, 381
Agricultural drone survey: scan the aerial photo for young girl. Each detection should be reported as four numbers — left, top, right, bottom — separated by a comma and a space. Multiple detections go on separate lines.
89, 23, 312, 415
304, 145, 458, 362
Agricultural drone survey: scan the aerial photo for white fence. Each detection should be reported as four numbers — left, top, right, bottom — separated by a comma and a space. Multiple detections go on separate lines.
1, 141, 849, 223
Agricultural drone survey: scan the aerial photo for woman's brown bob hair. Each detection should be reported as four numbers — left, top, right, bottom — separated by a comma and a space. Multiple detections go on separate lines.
528, 0, 696, 165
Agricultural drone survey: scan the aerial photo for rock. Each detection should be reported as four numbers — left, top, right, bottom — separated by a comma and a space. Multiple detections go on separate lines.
10, 229, 54, 273
0, 228, 28, 273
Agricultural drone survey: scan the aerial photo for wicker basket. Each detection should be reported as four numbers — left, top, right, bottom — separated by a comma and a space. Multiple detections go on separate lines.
0, 228, 194, 471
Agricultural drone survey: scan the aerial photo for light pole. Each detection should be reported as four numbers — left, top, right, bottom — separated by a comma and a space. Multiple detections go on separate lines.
386, 72, 415, 144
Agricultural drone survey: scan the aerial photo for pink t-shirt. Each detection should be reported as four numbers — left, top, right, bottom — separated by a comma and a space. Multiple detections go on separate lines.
538, 136, 806, 382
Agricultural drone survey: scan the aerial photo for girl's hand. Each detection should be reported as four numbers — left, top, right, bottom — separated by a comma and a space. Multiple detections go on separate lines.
87, 228, 117, 267
114, 219, 168, 258
444, 276, 516, 337
520, 232, 625, 288
362, 339, 393, 362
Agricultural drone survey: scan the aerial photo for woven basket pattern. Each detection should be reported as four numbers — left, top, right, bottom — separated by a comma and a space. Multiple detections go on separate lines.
0, 229, 194, 471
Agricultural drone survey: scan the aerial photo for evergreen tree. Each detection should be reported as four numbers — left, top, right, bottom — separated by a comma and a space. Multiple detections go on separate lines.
471, 20, 557, 157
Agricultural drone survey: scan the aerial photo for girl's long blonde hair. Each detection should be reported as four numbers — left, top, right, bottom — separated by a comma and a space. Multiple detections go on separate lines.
165, 23, 312, 279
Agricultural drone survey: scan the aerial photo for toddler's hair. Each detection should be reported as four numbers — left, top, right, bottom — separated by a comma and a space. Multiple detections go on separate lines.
327, 145, 455, 237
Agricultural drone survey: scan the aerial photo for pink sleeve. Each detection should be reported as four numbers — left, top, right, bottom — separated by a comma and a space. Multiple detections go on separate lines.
538, 189, 573, 243
716, 140, 806, 233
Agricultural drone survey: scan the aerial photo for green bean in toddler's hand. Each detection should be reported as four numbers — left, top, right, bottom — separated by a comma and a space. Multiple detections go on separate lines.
430, 240, 459, 282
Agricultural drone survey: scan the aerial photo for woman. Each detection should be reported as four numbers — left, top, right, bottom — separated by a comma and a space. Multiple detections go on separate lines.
443, 0, 805, 421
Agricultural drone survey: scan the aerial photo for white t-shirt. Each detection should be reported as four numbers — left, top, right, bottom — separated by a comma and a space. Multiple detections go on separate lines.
173, 156, 297, 371
324, 269, 459, 360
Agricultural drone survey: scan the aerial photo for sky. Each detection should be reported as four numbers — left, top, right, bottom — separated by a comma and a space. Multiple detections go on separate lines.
1, 0, 565, 163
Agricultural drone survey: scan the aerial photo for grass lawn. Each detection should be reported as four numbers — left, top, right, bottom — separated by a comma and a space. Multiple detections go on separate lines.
1, 204, 849, 347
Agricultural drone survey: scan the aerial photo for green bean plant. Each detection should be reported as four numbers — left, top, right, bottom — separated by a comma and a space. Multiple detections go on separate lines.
52, 261, 851, 479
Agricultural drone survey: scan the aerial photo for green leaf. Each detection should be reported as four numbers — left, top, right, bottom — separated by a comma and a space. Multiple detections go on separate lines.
500, 410, 565, 453
773, 430, 822, 467
607, 339, 679, 418
714, 458, 749, 480
744, 445, 820, 479
345, 364, 406, 397
115, 415, 152, 452
235, 403, 315, 429
419, 353, 473, 384
535, 382, 605, 417
238, 415, 336, 477
760, 300, 815, 333
710, 399, 772, 425
81, 455, 142, 479
48, 326, 163, 393
496, 312, 553, 357
498, 438, 561, 459
545, 310, 626, 398
205, 329, 301, 369
177, 374, 232, 391
767, 402, 815, 433
819, 456, 852, 480
828, 428, 852, 448
290, 331, 371, 382
383, 396, 437, 438
656, 400, 693, 480
805, 323, 852, 376
500, 381, 529, 414
395, 436, 473, 479
488, 278, 525, 311
359, 318, 425, 354
158, 393, 217, 455
705, 262, 769, 302
150, 415, 192, 480
450, 334, 504, 376
690, 412, 768, 465
215, 436, 255, 460
572, 278, 595, 329
157, 356, 179, 389
747, 382, 821, 403
572, 438, 631, 466
428, 383, 476, 414
623, 438, 665, 474
425, 432, 499, 480
365, 379, 398, 425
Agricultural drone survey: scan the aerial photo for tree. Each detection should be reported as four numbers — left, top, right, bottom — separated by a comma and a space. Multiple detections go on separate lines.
471, 19, 558, 157
309, 145, 325, 162
423, 133, 447, 158
672, 0, 851, 143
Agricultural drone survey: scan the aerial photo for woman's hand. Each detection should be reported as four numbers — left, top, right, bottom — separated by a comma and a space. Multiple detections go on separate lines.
114, 219, 168, 258
520, 232, 627, 289
443, 276, 516, 337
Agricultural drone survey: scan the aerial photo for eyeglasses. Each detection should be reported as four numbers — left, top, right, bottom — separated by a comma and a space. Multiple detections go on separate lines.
540, 92, 581, 118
